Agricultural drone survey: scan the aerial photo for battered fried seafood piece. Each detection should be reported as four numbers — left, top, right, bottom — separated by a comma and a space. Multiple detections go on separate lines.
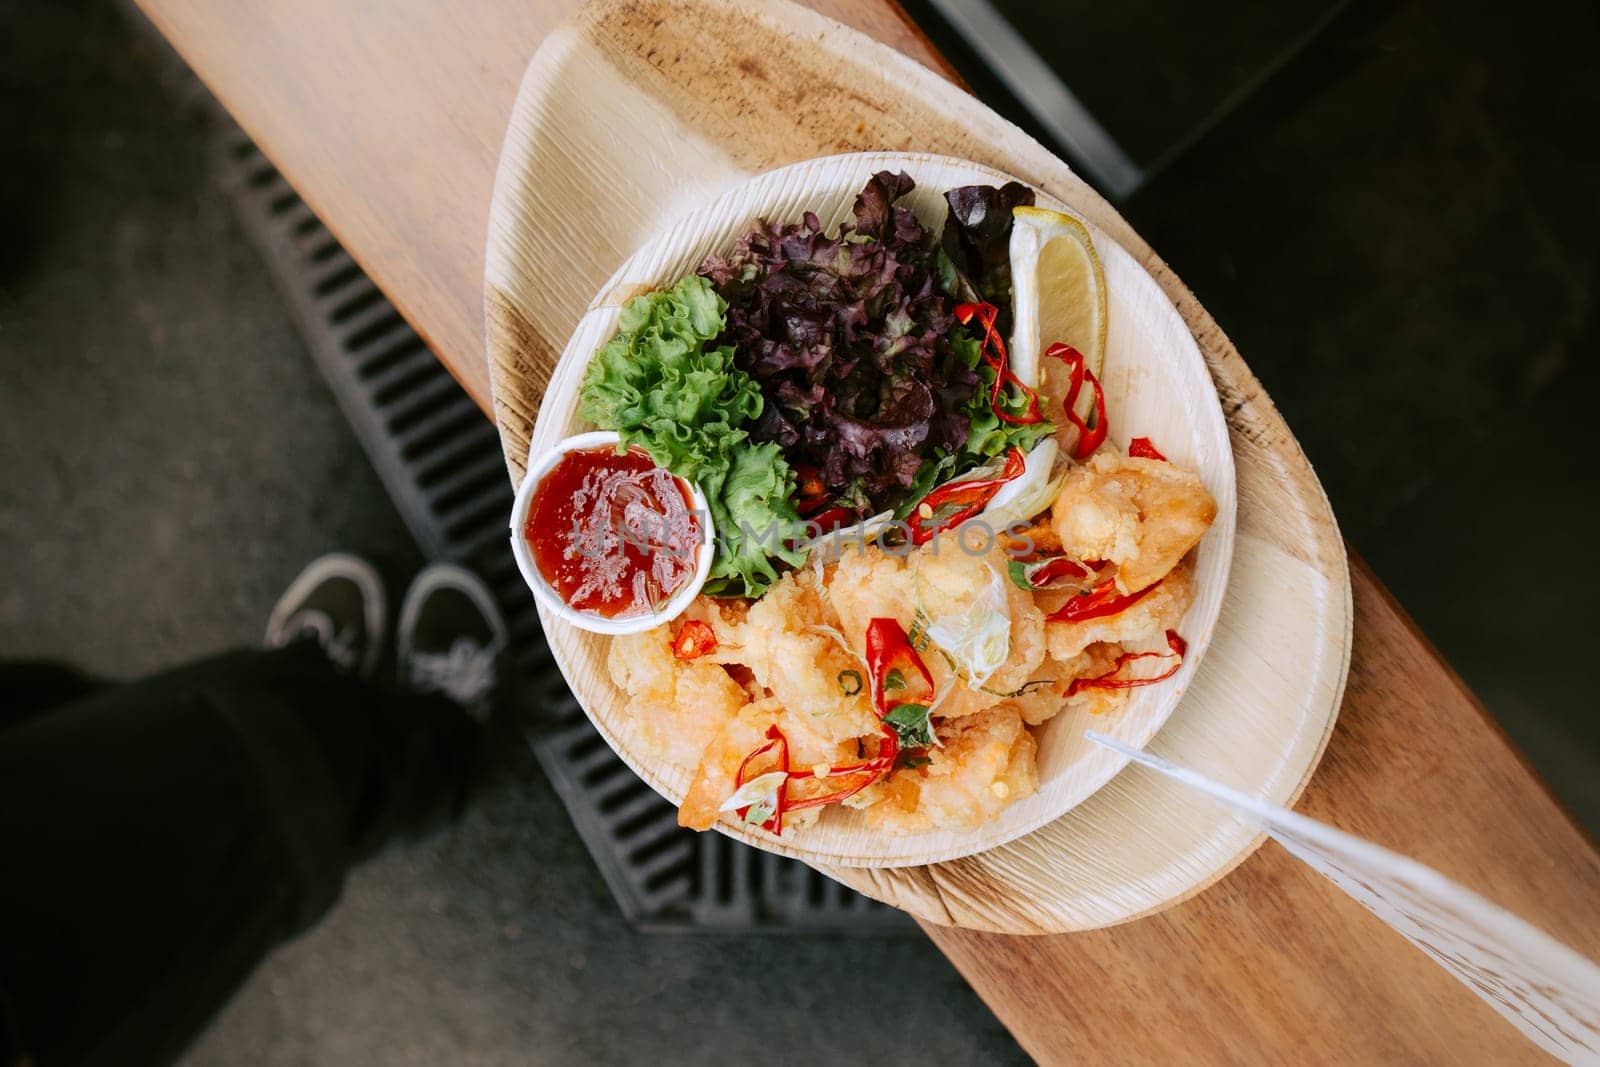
733, 568, 879, 743
851, 705, 1038, 831
1051, 450, 1217, 594
969, 640, 1167, 726
677, 697, 865, 831
607, 627, 748, 769
1041, 556, 1198, 660
1056, 643, 1136, 718
828, 535, 1047, 719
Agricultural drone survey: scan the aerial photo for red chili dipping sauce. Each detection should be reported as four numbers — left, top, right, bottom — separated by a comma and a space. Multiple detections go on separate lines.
524, 445, 702, 619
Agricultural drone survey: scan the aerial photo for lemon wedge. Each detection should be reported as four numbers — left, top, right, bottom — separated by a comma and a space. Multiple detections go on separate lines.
1007, 205, 1107, 396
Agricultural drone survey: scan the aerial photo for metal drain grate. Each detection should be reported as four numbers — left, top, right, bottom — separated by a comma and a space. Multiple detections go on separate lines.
213, 123, 909, 933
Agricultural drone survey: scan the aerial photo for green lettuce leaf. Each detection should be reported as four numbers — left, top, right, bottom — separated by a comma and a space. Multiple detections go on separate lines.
579, 275, 797, 597
700, 442, 805, 598
579, 276, 763, 482
962, 359, 1053, 459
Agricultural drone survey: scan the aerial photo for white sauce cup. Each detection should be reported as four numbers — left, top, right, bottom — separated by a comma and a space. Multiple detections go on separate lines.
509, 430, 715, 635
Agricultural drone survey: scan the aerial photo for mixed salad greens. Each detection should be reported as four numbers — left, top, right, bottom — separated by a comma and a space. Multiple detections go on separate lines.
579, 171, 1053, 597
577, 274, 804, 595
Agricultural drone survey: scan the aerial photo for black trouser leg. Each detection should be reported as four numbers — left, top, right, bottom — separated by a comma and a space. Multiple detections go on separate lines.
0, 661, 105, 729
0, 642, 481, 1067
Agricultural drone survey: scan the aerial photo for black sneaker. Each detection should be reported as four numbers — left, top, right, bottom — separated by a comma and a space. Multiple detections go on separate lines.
264, 552, 386, 678
397, 563, 507, 721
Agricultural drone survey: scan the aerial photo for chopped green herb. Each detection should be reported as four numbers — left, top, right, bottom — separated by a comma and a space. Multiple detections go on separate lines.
980, 679, 1057, 698
884, 668, 907, 692
837, 669, 863, 696
883, 702, 936, 749
897, 754, 933, 771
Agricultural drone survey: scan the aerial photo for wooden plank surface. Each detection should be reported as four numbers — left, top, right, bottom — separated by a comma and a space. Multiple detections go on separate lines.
132, 0, 1600, 1061
132, 0, 952, 414
929, 558, 1600, 1063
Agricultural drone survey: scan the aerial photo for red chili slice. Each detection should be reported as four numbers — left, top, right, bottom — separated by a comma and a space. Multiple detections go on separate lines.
783, 506, 861, 552
903, 447, 1026, 546
671, 620, 718, 660
794, 464, 831, 517
732, 725, 789, 834
727, 619, 937, 833
1033, 557, 1093, 582
784, 772, 879, 811
787, 736, 897, 783
1019, 556, 1100, 589
1045, 576, 1162, 623
729, 715, 902, 825
954, 302, 1046, 426
1068, 630, 1187, 695
785, 724, 900, 811
1128, 437, 1167, 461
864, 617, 934, 715
805, 507, 858, 535
1045, 343, 1108, 459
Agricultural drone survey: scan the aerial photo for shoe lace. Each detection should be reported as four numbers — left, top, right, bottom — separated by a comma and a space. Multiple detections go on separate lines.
285, 609, 361, 673
409, 637, 497, 708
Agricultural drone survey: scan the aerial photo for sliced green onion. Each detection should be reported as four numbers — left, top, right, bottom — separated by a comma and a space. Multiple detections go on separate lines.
982, 438, 1066, 529
920, 565, 1014, 688
719, 770, 788, 822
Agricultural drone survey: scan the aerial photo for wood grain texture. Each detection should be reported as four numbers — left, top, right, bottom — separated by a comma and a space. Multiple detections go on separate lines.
130, 0, 952, 415
134, 0, 1600, 1058
511, 152, 1241, 873
485, 0, 1347, 933
926, 559, 1600, 1064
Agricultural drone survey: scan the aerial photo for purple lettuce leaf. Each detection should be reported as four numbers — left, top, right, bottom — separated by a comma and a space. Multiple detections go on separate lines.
699, 172, 1034, 514
940, 181, 1036, 336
